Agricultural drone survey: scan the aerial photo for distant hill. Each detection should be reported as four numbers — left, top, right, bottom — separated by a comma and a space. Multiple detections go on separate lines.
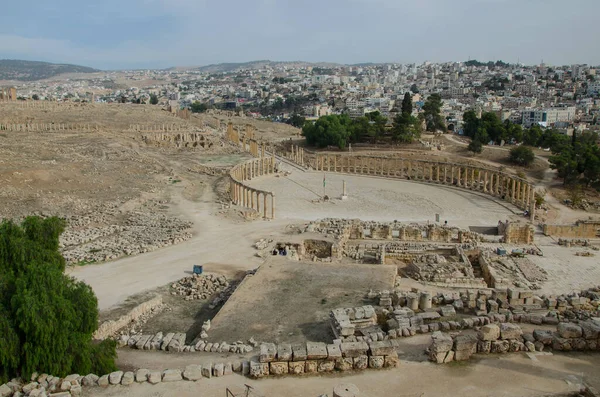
193, 60, 342, 73
0, 59, 100, 81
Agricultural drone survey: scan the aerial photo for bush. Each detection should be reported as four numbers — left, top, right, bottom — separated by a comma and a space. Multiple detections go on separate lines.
468, 139, 483, 154
509, 146, 535, 166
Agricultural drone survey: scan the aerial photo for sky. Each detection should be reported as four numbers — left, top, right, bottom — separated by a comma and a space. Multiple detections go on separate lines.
1, 0, 598, 70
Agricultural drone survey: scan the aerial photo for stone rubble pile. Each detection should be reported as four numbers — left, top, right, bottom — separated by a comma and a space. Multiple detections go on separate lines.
60, 201, 193, 264
117, 328, 255, 355
171, 274, 229, 301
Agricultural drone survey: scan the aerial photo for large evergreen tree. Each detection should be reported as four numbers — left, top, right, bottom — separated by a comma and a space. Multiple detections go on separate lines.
401, 92, 412, 116
422, 94, 446, 132
0, 217, 116, 382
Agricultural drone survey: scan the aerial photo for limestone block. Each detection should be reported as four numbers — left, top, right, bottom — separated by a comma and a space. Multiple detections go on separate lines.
534, 341, 544, 352
98, 375, 109, 387
135, 369, 149, 383
306, 342, 328, 360
167, 333, 186, 352
369, 340, 395, 356
292, 343, 307, 361
213, 363, 225, 377
82, 374, 99, 387
318, 360, 335, 372
327, 344, 342, 360
500, 323, 522, 340
335, 358, 354, 371
135, 335, 152, 350
201, 364, 212, 379
558, 323, 583, 339
477, 340, 491, 353
368, 356, 384, 369
533, 329, 554, 344
259, 343, 277, 363
249, 361, 269, 378
429, 331, 453, 354
479, 324, 500, 341
23, 382, 39, 394
242, 361, 250, 376
353, 355, 368, 370
384, 352, 400, 367
453, 349, 473, 361
440, 305, 456, 317
109, 371, 123, 385
47, 392, 70, 397
289, 361, 305, 374
573, 338, 587, 351
224, 363, 233, 376
580, 321, 600, 340
490, 340, 510, 354
148, 371, 162, 384
60, 380, 71, 391
340, 341, 369, 358
162, 369, 182, 382
277, 343, 292, 361
454, 335, 477, 353
509, 340, 524, 352
333, 383, 360, 397
525, 341, 536, 352
0, 385, 13, 397
121, 372, 134, 386
268, 362, 288, 376
70, 385, 83, 396
232, 361, 242, 373
304, 360, 318, 373
160, 333, 175, 350
183, 365, 202, 381
149, 332, 164, 350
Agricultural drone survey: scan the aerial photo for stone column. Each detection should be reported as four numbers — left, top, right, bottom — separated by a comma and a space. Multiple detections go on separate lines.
511, 178, 516, 202
484, 172, 489, 193
457, 167, 462, 187
271, 194, 275, 219
263, 193, 268, 218
408, 162, 412, 179
463, 167, 468, 186
251, 190, 255, 210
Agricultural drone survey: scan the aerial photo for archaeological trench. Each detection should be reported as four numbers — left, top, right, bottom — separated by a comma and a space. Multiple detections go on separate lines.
1, 102, 600, 397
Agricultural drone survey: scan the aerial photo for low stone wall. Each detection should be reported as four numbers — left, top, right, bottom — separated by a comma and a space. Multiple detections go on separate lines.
543, 220, 600, 239
250, 340, 399, 378
94, 296, 163, 340
428, 320, 600, 364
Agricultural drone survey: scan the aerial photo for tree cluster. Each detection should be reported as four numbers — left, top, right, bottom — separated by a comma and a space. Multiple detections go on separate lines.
190, 101, 208, 113
549, 132, 600, 187
509, 146, 535, 166
0, 217, 116, 383
302, 112, 387, 149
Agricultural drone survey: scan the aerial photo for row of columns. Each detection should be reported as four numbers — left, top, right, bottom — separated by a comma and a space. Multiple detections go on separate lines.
230, 179, 275, 219
289, 145, 305, 166
313, 154, 536, 219
129, 124, 187, 132
0, 123, 96, 131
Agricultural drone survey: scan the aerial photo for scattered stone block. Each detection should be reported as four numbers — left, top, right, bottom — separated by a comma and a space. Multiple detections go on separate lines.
335, 358, 354, 371
289, 361, 305, 374
250, 361, 269, 378
369, 340, 395, 356
108, 371, 123, 385
500, 323, 522, 340
162, 369, 182, 382
340, 342, 369, 358
183, 365, 202, 381
368, 356, 384, 369
82, 374, 99, 387
318, 360, 335, 372
160, 333, 175, 350
479, 324, 500, 341
213, 363, 225, 377
269, 362, 288, 376
580, 321, 600, 340
70, 385, 82, 396
327, 344, 342, 360
148, 371, 162, 384
202, 364, 212, 379
135, 369, 149, 383
98, 375, 109, 387
121, 372, 134, 386
224, 363, 233, 376
384, 352, 400, 367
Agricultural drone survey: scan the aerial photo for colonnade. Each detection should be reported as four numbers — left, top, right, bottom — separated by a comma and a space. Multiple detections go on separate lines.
312, 154, 536, 221
229, 155, 276, 219
0, 123, 97, 132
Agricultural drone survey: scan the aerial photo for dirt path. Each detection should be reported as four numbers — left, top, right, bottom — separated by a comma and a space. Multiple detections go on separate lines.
90, 352, 600, 397
70, 180, 289, 310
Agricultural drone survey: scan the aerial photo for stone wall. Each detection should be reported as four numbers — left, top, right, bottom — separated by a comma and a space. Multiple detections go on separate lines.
93, 296, 163, 340
499, 221, 535, 244
250, 340, 399, 378
543, 220, 600, 239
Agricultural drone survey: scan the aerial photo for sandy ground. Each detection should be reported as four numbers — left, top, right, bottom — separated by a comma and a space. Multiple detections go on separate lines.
89, 352, 600, 397
248, 163, 522, 229
208, 258, 396, 344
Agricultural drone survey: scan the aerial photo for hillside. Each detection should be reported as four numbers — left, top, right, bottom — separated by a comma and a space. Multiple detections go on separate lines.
0, 59, 100, 81
194, 60, 342, 73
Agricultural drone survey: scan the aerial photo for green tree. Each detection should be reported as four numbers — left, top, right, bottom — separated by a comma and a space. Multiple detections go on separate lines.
509, 146, 535, 166
0, 217, 117, 382
149, 94, 158, 105
468, 139, 483, 154
422, 94, 445, 132
401, 92, 412, 115
32, 94, 39, 100
190, 101, 208, 113
287, 114, 306, 128
392, 112, 421, 143
410, 84, 419, 94
302, 114, 353, 149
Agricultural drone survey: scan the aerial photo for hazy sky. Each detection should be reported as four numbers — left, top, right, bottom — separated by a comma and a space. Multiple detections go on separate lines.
1, 0, 598, 70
